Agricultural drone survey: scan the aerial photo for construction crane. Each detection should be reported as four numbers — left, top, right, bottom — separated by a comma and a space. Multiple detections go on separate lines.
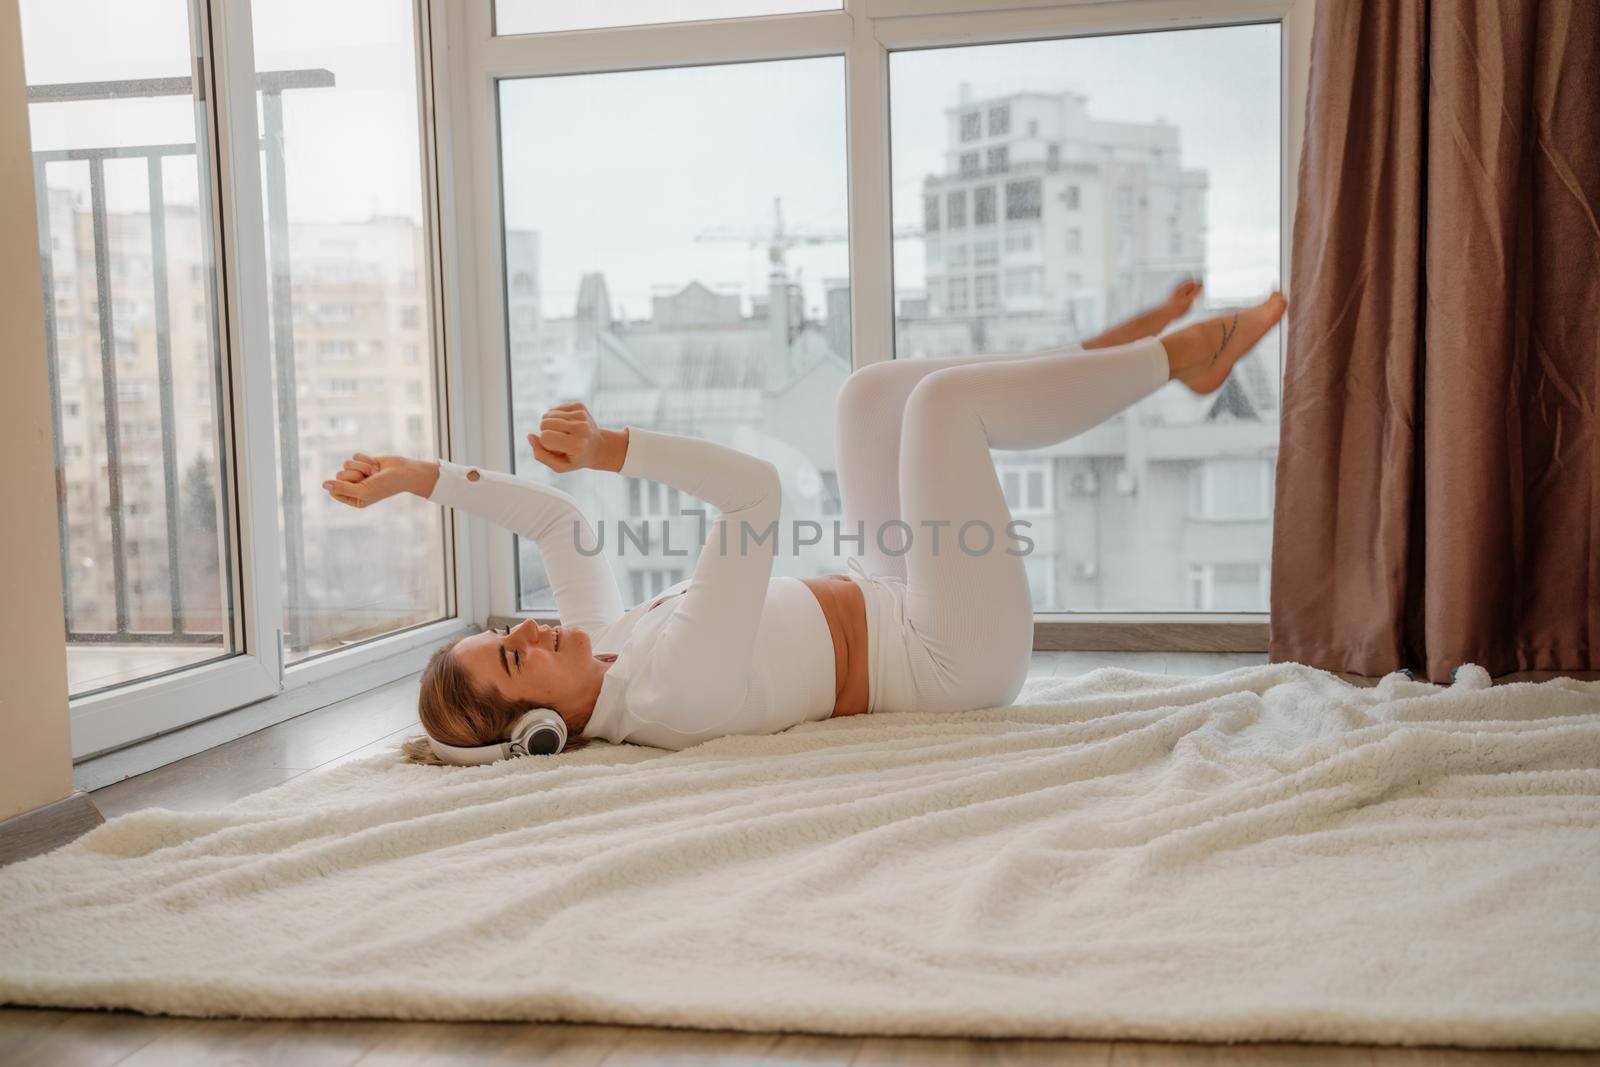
694, 195, 926, 277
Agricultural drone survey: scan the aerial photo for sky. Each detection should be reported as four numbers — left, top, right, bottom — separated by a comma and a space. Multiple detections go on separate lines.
22, 2, 1281, 322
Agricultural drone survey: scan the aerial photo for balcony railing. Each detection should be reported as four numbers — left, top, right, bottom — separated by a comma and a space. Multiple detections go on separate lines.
30, 69, 332, 650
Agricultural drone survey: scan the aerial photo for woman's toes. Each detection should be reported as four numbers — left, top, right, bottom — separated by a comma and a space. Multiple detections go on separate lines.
1166, 279, 1201, 310
1246, 291, 1287, 330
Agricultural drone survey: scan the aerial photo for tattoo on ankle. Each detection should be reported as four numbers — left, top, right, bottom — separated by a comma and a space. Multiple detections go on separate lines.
1206, 313, 1239, 368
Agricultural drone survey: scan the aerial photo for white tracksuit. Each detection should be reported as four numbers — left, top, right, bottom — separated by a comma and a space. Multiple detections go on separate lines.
428, 336, 1171, 749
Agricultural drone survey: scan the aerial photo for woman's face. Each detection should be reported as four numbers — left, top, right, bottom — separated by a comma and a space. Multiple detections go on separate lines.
451, 619, 594, 711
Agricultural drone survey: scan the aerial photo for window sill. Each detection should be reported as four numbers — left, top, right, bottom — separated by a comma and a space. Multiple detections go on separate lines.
492, 613, 1268, 653
1034, 616, 1267, 652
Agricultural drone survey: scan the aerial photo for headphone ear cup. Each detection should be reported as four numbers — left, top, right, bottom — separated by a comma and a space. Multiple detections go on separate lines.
524, 723, 563, 755
507, 708, 567, 757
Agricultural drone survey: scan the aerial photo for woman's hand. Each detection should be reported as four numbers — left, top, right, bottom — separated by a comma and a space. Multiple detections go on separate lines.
322, 454, 432, 508
529, 403, 627, 473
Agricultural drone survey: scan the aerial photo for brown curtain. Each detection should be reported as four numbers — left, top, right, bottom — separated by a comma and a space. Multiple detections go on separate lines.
1270, 0, 1600, 682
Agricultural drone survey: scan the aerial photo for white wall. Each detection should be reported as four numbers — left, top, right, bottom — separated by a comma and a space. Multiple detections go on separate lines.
0, 0, 75, 821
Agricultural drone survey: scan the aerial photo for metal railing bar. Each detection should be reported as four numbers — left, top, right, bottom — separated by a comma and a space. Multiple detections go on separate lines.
147, 154, 186, 636
35, 159, 74, 630
32, 143, 198, 163
26, 68, 335, 104
87, 155, 130, 635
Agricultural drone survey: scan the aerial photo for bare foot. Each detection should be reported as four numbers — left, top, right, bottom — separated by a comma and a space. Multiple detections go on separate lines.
1081, 278, 1206, 349
1160, 291, 1287, 394
1157, 279, 1204, 329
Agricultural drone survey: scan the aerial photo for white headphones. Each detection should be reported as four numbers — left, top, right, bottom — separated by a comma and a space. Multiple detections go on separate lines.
426, 707, 568, 766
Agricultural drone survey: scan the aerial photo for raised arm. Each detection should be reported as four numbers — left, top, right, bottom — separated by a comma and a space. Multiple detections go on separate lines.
614, 427, 781, 739
321, 452, 623, 636
522, 404, 782, 740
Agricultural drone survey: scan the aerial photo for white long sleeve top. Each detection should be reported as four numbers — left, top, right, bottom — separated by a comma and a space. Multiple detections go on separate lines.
427, 427, 838, 749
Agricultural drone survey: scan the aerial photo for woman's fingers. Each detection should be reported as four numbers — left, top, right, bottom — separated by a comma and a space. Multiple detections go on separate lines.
542, 404, 592, 430
343, 457, 376, 477
539, 428, 577, 453
335, 468, 365, 484
322, 479, 371, 507
529, 434, 575, 472
540, 412, 584, 432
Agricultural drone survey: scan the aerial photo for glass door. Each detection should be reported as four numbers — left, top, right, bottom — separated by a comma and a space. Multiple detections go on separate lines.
20, 0, 456, 759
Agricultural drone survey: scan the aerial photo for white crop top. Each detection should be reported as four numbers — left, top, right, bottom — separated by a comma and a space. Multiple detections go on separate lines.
427, 427, 838, 750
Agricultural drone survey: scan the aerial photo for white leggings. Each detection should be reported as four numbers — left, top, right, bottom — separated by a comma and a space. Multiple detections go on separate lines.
833, 335, 1171, 714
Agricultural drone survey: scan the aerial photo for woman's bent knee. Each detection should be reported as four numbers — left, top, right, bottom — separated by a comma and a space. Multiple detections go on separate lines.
903, 367, 988, 441
838, 360, 910, 421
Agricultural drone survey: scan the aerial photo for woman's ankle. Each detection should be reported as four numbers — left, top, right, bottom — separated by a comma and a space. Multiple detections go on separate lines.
1157, 320, 1214, 380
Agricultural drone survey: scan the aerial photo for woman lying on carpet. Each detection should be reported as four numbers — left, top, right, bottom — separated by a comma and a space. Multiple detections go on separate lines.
322, 283, 1286, 763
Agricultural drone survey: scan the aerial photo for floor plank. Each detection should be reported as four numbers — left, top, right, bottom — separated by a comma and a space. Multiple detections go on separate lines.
854, 1035, 1114, 1065
113, 1017, 387, 1067
1371, 1050, 1600, 1066
599, 1024, 859, 1065
0, 1009, 166, 1067
0, 792, 103, 868
1109, 1042, 1374, 1065
90, 675, 422, 819
353, 1020, 622, 1067
0, 1009, 66, 1062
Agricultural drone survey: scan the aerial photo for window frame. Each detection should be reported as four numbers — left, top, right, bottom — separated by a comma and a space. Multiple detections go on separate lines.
449, 0, 1313, 653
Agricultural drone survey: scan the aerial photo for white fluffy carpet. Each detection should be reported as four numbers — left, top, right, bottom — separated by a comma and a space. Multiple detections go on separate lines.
2, 663, 1598, 1049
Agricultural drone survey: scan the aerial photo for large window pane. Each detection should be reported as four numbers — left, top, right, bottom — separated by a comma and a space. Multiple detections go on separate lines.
499, 58, 851, 611
252, 0, 449, 660
22, 0, 235, 694
890, 24, 1282, 612
496, 1, 840, 36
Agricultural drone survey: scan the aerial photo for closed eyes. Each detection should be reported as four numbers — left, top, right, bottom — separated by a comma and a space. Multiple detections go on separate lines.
496, 626, 520, 674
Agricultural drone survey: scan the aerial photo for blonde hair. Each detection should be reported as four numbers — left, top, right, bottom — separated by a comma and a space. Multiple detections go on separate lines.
401, 636, 587, 765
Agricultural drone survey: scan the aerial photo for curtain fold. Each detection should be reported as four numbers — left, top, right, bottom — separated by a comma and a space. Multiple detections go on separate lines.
1270, 0, 1599, 681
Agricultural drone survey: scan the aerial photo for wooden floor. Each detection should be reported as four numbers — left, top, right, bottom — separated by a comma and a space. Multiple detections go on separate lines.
5, 651, 1596, 1067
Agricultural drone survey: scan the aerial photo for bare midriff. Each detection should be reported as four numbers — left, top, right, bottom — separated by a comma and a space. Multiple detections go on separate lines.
799, 574, 871, 719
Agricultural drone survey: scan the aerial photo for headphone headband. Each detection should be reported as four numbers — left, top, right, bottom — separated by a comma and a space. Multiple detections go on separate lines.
426, 708, 568, 766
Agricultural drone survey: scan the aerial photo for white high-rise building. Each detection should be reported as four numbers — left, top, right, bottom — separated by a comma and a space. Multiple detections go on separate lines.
907, 85, 1207, 356
898, 86, 1277, 614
